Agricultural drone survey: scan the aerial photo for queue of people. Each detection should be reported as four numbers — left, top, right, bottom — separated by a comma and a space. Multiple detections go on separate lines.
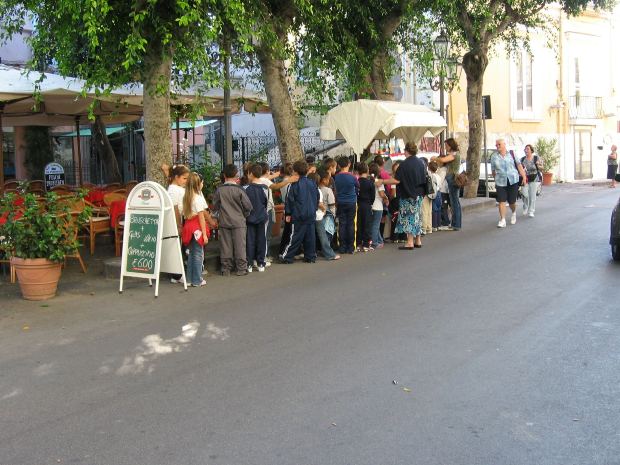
161, 135, 553, 285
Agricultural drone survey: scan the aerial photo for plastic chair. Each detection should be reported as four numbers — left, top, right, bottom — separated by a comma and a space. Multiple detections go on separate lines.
0, 257, 16, 283
115, 214, 125, 257
84, 199, 111, 255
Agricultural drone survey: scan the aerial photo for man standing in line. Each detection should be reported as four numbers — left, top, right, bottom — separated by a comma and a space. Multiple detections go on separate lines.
491, 139, 528, 228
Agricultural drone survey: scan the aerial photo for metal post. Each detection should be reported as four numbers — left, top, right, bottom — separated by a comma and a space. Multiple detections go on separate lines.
75, 116, 83, 186
192, 122, 196, 165
175, 114, 180, 163
439, 75, 445, 155
223, 39, 233, 165
0, 104, 4, 189
483, 115, 489, 197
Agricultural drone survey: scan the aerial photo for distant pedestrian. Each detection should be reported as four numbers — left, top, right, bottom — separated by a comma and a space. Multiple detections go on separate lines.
491, 139, 528, 228
520, 144, 542, 217
608, 145, 618, 188
212, 164, 253, 276
427, 161, 442, 231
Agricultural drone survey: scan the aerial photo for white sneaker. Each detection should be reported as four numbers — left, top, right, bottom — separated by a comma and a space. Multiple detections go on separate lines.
510, 213, 517, 225
523, 210, 528, 216
264, 261, 272, 267
497, 218, 506, 228
170, 277, 184, 284
528, 212, 535, 218
247, 266, 253, 273
257, 265, 265, 272
191, 279, 207, 287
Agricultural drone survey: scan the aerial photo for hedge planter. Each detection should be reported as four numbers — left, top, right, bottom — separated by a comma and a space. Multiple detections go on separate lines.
542, 172, 554, 186
11, 257, 62, 301
272, 204, 285, 237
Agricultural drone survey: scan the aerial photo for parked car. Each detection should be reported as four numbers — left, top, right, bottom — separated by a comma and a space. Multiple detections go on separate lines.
610, 174, 620, 260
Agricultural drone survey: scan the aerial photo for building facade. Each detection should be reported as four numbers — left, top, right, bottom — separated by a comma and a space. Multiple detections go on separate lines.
446, 5, 620, 181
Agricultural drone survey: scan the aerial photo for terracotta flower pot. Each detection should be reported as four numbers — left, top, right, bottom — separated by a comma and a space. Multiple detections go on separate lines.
542, 172, 554, 186
272, 204, 285, 237
11, 257, 62, 301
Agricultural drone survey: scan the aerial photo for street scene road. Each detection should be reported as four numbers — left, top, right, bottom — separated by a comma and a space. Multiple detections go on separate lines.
1, 183, 619, 465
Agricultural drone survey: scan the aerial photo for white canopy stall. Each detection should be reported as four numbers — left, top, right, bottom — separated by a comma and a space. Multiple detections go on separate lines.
319, 99, 446, 155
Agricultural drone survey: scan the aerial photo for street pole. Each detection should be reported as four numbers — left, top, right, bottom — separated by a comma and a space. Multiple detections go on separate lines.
223, 39, 233, 166
75, 116, 83, 187
483, 114, 489, 197
439, 74, 445, 155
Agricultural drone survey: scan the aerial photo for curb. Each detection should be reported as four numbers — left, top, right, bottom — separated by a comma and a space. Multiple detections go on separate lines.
104, 198, 496, 279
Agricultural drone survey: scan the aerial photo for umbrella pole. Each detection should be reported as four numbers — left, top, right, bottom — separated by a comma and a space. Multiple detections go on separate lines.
0, 104, 4, 189
175, 114, 180, 163
75, 116, 83, 187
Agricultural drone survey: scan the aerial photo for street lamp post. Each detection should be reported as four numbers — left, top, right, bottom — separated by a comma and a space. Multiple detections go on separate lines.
429, 32, 461, 155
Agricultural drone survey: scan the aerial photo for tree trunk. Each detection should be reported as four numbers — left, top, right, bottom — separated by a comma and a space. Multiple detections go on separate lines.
462, 47, 488, 198
92, 116, 121, 183
143, 51, 173, 185
370, 50, 395, 101
256, 45, 304, 164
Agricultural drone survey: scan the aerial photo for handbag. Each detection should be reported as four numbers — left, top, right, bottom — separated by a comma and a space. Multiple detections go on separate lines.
510, 152, 523, 186
455, 172, 468, 188
425, 173, 435, 197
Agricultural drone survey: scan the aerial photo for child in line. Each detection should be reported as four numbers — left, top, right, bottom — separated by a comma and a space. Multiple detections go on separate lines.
257, 162, 276, 264
162, 163, 189, 284
356, 162, 374, 252
428, 161, 442, 232
334, 156, 359, 254
312, 171, 340, 261
245, 164, 269, 273
369, 162, 388, 249
280, 160, 319, 264
212, 164, 253, 276
181, 172, 209, 287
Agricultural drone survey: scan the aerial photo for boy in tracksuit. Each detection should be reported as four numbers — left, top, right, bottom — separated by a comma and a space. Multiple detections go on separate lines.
244, 164, 269, 272
212, 164, 253, 276
334, 156, 359, 254
280, 160, 320, 264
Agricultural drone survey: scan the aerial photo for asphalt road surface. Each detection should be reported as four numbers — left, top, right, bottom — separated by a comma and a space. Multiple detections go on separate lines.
1, 183, 619, 465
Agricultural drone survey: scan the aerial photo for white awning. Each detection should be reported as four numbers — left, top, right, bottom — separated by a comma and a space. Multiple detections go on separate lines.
320, 99, 446, 155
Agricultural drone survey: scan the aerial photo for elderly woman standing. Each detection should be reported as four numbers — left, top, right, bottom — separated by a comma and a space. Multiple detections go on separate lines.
394, 142, 428, 249
520, 144, 542, 217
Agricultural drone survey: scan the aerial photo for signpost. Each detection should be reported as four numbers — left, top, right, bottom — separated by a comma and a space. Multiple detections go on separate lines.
482, 95, 492, 198
44, 162, 65, 191
119, 181, 187, 297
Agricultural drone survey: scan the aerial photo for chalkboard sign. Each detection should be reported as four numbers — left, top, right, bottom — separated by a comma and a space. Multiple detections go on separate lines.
125, 213, 160, 274
120, 181, 186, 296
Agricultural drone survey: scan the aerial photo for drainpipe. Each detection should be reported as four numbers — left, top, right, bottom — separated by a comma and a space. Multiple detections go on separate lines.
558, 11, 566, 181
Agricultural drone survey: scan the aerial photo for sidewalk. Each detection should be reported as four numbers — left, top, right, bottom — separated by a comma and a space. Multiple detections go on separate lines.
0, 195, 496, 299
102, 196, 496, 278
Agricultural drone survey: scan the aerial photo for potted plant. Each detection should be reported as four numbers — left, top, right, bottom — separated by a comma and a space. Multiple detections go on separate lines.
535, 137, 560, 186
0, 190, 91, 300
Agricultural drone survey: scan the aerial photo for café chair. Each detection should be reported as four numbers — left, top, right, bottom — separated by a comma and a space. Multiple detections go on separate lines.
63, 213, 87, 273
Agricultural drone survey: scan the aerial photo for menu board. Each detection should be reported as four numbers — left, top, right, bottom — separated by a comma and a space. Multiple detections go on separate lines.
124, 213, 160, 275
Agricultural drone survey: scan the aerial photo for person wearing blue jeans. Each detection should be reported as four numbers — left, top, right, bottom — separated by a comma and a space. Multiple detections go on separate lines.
334, 157, 359, 253
316, 213, 339, 260
435, 138, 462, 231
187, 238, 204, 286
446, 174, 461, 230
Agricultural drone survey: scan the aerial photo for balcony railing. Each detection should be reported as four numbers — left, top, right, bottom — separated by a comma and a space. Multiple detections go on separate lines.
569, 95, 604, 119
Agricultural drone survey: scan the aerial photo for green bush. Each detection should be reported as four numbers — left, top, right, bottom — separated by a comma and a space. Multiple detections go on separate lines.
0, 191, 91, 262
535, 137, 560, 173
